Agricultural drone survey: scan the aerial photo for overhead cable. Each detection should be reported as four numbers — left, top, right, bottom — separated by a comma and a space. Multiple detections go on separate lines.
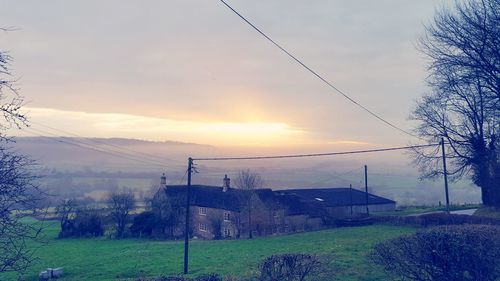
30, 121, 184, 165
193, 143, 438, 161
23, 127, 175, 168
218, 0, 421, 139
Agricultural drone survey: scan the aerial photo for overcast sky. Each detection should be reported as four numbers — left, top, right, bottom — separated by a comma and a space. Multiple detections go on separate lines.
1, 0, 453, 148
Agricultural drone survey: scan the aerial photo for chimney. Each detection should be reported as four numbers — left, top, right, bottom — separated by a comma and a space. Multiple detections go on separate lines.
222, 174, 230, 192
160, 173, 167, 187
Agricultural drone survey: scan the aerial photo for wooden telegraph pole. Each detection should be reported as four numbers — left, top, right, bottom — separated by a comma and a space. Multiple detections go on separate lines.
440, 138, 450, 213
349, 184, 353, 218
364, 165, 369, 216
184, 157, 193, 274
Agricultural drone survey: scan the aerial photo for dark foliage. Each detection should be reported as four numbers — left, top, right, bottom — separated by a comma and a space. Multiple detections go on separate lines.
210, 216, 223, 240
58, 206, 104, 238
55, 199, 77, 238
371, 225, 500, 281
130, 211, 157, 237
150, 191, 186, 238
259, 253, 322, 281
373, 212, 500, 227
137, 273, 222, 281
194, 274, 223, 281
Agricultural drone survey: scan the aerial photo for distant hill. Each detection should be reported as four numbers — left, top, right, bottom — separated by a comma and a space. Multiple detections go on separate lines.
8, 137, 481, 205
10, 136, 213, 172
14, 136, 211, 147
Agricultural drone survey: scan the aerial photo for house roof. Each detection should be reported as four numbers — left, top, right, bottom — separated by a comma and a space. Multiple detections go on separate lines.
163, 185, 275, 212
160, 185, 395, 215
274, 188, 396, 207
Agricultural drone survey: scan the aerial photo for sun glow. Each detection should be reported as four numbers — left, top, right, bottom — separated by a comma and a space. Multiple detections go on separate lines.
17, 107, 304, 146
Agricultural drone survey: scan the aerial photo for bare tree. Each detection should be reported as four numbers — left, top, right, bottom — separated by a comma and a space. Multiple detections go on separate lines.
0, 29, 44, 274
55, 199, 77, 238
235, 169, 264, 239
0, 32, 26, 140
412, 0, 500, 207
151, 191, 173, 236
107, 192, 135, 238
0, 148, 44, 273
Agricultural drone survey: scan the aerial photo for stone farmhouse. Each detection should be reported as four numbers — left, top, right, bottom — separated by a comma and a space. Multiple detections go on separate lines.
153, 175, 395, 240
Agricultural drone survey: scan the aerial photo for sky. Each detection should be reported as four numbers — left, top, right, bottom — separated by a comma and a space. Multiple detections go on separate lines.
1, 0, 453, 148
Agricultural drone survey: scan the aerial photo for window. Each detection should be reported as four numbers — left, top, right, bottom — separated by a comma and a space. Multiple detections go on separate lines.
273, 211, 279, 217
199, 223, 207, 232
224, 228, 231, 237
198, 207, 207, 215
223, 212, 230, 221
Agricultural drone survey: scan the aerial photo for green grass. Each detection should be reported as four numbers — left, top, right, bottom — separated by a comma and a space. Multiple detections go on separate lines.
1, 220, 416, 281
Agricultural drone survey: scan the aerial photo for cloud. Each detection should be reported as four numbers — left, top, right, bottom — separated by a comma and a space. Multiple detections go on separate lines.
1, 0, 452, 146
17, 107, 306, 147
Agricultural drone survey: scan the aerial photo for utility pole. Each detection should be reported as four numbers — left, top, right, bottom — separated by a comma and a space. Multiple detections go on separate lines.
441, 138, 450, 214
364, 165, 369, 216
183, 157, 193, 274
349, 184, 353, 218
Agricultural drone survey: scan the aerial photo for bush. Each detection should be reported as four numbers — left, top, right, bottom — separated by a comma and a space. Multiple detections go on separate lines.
130, 211, 157, 237
373, 212, 500, 227
195, 274, 222, 281
58, 208, 104, 238
260, 253, 322, 281
139, 277, 186, 281
370, 224, 500, 281
137, 274, 222, 281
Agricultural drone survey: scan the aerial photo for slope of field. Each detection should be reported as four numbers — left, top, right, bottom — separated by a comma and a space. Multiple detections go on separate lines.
1, 221, 416, 281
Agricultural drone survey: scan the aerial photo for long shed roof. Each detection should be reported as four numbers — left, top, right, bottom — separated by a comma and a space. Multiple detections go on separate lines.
275, 188, 395, 207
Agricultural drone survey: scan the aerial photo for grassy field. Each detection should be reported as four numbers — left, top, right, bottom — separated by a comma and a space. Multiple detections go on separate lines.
1, 221, 416, 281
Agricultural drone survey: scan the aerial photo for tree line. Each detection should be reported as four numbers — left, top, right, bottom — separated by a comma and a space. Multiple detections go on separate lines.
54, 170, 271, 240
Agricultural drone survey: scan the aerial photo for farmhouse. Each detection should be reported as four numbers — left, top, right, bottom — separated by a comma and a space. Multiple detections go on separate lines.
153, 175, 395, 240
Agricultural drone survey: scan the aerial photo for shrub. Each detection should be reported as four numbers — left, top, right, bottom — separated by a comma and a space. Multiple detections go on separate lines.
58, 207, 104, 238
260, 253, 322, 281
370, 224, 500, 281
130, 211, 157, 237
195, 274, 222, 281
136, 274, 222, 281
142, 277, 186, 281
76, 212, 104, 237
373, 212, 500, 227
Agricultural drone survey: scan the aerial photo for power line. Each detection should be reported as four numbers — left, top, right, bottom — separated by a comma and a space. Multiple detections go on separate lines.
23, 127, 178, 168
192, 165, 362, 177
309, 166, 364, 186
193, 143, 438, 161
30, 121, 185, 165
218, 0, 421, 140
178, 168, 190, 185
26, 127, 165, 167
